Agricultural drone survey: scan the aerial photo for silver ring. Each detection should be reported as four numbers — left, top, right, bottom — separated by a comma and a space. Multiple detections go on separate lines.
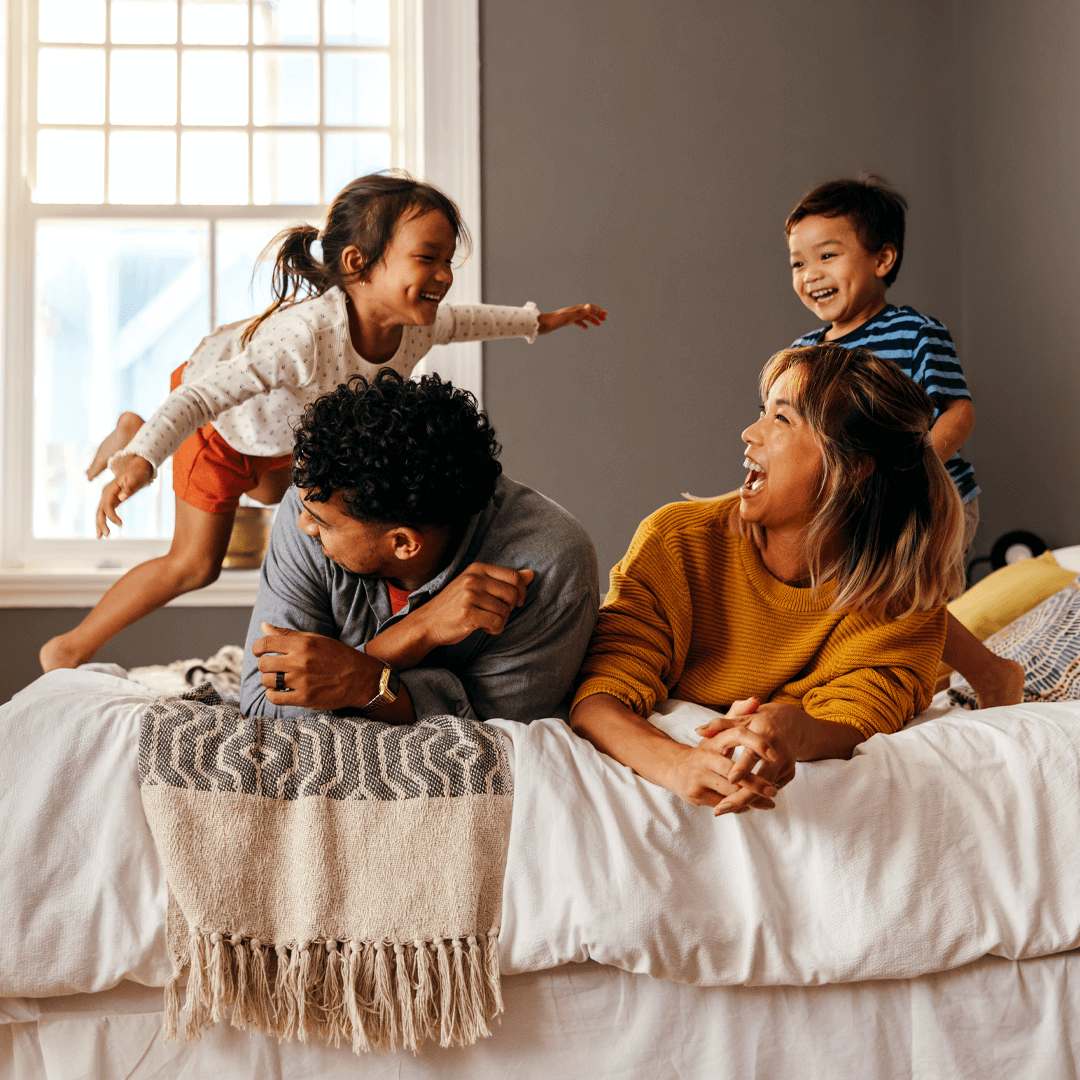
275, 671, 286, 692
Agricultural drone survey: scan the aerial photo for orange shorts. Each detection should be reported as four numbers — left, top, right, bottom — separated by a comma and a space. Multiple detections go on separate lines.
169, 363, 292, 515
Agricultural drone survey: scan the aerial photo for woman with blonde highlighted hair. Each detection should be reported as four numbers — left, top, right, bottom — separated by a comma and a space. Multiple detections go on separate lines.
570, 344, 981, 815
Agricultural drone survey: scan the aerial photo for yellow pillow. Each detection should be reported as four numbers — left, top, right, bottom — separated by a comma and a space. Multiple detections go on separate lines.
949, 550, 1078, 641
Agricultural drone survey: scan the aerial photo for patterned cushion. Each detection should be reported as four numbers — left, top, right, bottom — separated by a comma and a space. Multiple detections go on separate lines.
949, 577, 1080, 708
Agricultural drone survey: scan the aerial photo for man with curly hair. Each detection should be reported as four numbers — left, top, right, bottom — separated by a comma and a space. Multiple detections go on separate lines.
238, 370, 599, 723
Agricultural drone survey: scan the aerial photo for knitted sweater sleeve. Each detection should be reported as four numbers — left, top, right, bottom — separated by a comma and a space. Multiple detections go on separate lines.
795, 605, 947, 738
572, 512, 694, 717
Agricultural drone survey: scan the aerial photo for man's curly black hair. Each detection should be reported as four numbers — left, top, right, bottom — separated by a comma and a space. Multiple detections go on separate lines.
292, 370, 502, 526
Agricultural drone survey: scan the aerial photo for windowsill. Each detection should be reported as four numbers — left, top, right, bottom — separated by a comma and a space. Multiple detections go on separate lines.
0, 567, 262, 608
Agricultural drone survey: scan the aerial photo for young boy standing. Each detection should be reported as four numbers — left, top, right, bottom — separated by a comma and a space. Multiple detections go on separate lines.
783, 176, 1022, 708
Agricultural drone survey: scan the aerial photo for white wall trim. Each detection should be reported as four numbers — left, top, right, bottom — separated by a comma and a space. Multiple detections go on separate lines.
416, 0, 482, 403
0, 567, 261, 608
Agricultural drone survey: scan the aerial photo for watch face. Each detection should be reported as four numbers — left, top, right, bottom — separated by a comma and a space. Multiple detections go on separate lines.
387, 669, 401, 696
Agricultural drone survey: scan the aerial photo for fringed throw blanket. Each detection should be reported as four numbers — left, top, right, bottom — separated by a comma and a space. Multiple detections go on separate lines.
139, 684, 513, 1054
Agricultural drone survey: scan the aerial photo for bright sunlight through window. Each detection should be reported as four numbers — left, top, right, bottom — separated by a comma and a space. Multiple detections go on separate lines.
23, 0, 407, 549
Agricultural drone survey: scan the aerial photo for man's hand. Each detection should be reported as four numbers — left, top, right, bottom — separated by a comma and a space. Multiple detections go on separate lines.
96, 456, 154, 538
536, 304, 607, 334
253, 622, 406, 715
367, 563, 535, 672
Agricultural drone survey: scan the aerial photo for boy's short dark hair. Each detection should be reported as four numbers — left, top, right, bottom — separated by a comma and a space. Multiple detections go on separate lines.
785, 176, 908, 287
292, 369, 502, 526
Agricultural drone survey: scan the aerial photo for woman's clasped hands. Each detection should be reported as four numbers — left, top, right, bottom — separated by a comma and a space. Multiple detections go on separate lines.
680, 696, 800, 817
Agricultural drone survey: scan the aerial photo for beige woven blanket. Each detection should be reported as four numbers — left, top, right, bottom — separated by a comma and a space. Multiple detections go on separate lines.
139, 684, 513, 1054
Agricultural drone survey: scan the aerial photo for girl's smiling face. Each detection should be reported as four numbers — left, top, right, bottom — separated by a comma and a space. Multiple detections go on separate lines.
739, 368, 824, 534
787, 214, 896, 338
347, 209, 457, 327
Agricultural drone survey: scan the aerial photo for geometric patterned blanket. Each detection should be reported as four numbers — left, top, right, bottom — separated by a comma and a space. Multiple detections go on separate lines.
950, 577, 1080, 708
139, 683, 513, 1054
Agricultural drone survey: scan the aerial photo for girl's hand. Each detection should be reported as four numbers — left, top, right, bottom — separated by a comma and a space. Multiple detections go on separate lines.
536, 303, 607, 334
96, 456, 154, 538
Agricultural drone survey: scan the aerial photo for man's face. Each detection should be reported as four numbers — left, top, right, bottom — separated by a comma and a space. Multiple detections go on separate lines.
297, 489, 392, 576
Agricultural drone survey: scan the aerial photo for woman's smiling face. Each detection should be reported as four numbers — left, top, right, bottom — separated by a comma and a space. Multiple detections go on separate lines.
739, 368, 825, 533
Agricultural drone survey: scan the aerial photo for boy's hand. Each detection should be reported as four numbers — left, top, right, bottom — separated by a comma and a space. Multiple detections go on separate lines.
96, 456, 154, 538
536, 304, 607, 334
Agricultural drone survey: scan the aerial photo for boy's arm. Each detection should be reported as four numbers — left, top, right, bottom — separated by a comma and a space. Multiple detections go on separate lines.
910, 321, 974, 461
930, 397, 975, 462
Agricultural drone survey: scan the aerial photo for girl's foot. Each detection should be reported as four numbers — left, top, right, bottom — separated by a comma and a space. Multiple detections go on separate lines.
39, 632, 95, 672
87, 412, 145, 481
973, 656, 1026, 709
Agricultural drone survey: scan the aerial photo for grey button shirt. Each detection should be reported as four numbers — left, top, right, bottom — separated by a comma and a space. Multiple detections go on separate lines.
239, 476, 599, 723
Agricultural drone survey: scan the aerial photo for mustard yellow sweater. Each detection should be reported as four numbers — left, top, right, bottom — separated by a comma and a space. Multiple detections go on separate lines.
573, 495, 946, 738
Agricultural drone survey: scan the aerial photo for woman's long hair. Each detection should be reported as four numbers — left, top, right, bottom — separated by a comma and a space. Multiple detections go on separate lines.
240, 171, 470, 345
733, 344, 965, 619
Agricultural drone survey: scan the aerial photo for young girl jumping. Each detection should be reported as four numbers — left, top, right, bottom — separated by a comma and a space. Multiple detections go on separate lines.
40, 173, 606, 671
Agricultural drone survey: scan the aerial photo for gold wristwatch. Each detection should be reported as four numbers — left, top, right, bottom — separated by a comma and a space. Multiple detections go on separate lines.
360, 662, 400, 714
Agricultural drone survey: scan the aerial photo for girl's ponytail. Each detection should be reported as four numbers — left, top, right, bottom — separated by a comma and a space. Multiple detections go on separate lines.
239, 171, 470, 346
240, 224, 331, 345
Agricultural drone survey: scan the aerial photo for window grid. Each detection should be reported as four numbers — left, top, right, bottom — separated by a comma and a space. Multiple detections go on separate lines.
29, 4, 398, 211
7, 0, 415, 565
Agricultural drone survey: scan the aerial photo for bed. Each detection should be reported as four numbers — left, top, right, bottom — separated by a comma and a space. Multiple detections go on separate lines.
4, 547, 1080, 1079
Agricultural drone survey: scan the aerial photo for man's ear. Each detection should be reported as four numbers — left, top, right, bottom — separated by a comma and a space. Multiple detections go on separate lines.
875, 243, 898, 279
388, 526, 424, 561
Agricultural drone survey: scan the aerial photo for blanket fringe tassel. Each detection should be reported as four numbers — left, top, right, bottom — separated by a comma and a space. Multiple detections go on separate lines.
170, 929, 503, 1054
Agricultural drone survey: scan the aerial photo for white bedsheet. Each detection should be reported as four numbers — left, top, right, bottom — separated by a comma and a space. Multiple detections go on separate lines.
5, 953, 1080, 1080
494, 696, 1080, 984
4, 669, 1080, 1003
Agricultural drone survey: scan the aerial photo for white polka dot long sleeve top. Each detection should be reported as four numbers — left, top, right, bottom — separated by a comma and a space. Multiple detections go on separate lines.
110, 287, 540, 474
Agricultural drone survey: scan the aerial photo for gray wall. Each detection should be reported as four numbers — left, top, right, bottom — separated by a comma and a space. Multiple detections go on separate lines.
482, 0, 1080, 582
953, 1, 1080, 550
1, 607, 253, 705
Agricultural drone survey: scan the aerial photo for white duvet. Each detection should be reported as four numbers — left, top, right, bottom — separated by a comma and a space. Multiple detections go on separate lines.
3, 667, 1080, 999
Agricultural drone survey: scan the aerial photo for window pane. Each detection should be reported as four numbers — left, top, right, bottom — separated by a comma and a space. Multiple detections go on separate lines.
33, 221, 210, 540
110, 50, 178, 124
254, 51, 318, 126
40, 0, 106, 43
181, 131, 248, 203
324, 52, 389, 126
181, 51, 249, 125
109, 132, 177, 203
181, 0, 248, 43
253, 0, 318, 44
216, 220, 303, 325
111, 1, 179, 44
324, 132, 389, 201
38, 48, 105, 124
253, 132, 319, 204
324, 0, 389, 46
35, 131, 105, 203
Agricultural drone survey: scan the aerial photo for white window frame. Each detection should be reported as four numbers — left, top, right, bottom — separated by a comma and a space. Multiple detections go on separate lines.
0, 0, 481, 607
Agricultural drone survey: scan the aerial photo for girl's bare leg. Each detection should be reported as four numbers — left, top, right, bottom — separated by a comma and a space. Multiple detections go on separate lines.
39, 498, 236, 671
86, 411, 145, 480
942, 611, 1025, 709
247, 460, 293, 506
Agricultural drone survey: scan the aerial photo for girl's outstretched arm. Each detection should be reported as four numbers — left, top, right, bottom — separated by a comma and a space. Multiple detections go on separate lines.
536, 303, 607, 334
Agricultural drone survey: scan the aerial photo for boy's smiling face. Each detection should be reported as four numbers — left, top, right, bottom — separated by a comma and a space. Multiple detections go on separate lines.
787, 214, 897, 339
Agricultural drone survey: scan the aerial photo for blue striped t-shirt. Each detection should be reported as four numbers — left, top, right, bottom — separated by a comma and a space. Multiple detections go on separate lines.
790, 305, 979, 503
